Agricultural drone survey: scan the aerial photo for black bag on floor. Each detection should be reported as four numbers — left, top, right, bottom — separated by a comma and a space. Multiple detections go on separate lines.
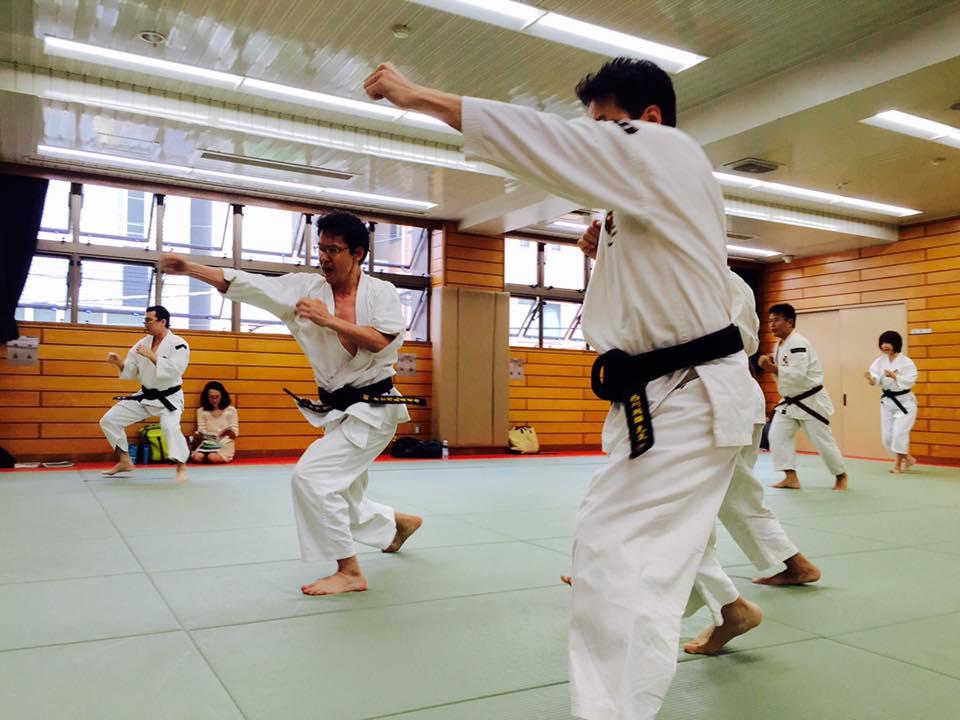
759, 419, 771, 451
390, 437, 443, 459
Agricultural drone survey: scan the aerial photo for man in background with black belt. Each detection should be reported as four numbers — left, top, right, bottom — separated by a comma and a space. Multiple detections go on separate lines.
100, 305, 190, 483
760, 303, 849, 491
159, 212, 422, 596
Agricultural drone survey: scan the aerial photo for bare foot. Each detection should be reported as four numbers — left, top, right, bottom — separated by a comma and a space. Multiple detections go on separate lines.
560, 575, 571, 586
770, 476, 801, 489
903, 455, 917, 472
301, 571, 368, 596
382, 513, 423, 553
683, 597, 763, 655
103, 460, 133, 476
832, 473, 848, 492
889, 465, 902, 474
174, 465, 188, 484
754, 553, 821, 585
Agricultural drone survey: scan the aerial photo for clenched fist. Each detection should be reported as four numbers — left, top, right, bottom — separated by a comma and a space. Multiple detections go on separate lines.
578, 219, 601, 259
295, 297, 334, 327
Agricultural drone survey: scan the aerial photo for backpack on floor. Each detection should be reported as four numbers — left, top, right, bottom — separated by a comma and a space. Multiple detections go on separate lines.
139, 424, 168, 461
390, 437, 443, 459
507, 425, 540, 454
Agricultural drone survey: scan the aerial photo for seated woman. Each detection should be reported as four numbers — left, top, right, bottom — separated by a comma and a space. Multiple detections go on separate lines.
191, 381, 239, 464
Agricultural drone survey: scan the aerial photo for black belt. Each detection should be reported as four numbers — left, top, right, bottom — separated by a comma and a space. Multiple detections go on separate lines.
114, 385, 182, 412
591, 324, 744, 459
776, 385, 829, 425
283, 377, 425, 414
882, 388, 911, 414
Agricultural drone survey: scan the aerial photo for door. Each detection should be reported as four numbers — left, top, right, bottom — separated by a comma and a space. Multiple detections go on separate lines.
793, 303, 907, 459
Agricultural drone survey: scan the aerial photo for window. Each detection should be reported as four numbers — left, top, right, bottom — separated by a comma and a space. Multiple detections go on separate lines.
505, 236, 589, 349
369, 223, 429, 277
15, 255, 70, 323
162, 195, 233, 258
78, 260, 155, 326
79, 185, 158, 249
24, 179, 431, 339
240, 206, 308, 264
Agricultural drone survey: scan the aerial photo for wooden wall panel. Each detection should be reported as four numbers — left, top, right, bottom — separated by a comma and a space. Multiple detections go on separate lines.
760, 220, 960, 463
0, 322, 432, 462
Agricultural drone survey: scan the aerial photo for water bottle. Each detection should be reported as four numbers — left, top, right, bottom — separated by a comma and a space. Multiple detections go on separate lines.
441, 440, 449, 460
140, 443, 151, 465
128, 442, 138, 465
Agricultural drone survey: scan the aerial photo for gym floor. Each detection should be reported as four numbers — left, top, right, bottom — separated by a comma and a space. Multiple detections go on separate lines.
2, 453, 959, 719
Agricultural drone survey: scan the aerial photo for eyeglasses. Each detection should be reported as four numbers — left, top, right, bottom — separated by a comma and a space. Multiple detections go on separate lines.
316, 244, 351, 257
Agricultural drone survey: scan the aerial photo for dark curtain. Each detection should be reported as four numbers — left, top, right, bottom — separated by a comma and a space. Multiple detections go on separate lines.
0, 174, 49, 342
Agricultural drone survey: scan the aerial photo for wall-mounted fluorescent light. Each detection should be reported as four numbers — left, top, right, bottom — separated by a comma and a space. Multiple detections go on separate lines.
861, 110, 960, 150
36, 145, 436, 212
726, 244, 779, 258
408, 0, 706, 73
42, 37, 460, 136
43, 36, 244, 89
713, 172, 920, 218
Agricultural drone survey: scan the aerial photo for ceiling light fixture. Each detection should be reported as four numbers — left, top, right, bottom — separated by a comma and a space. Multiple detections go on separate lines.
861, 110, 960, 151
36, 145, 436, 211
713, 171, 920, 217
725, 244, 780, 258
42, 37, 460, 136
407, 0, 706, 73
43, 36, 244, 89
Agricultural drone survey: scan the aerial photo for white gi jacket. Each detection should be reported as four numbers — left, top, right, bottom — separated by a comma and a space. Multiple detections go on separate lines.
728, 271, 766, 425
773, 330, 834, 420
868, 353, 918, 409
119, 331, 189, 411
462, 97, 754, 449
223, 269, 409, 447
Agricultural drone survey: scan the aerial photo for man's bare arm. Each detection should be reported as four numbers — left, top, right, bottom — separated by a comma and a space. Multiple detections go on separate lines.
363, 63, 462, 131
159, 254, 229, 292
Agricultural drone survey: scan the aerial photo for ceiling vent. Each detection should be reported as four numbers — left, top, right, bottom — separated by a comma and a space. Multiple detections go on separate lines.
726, 231, 756, 242
198, 150, 354, 181
723, 157, 780, 174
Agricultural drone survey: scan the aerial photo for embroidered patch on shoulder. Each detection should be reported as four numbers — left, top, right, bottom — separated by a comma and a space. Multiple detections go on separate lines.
790, 347, 806, 353
615, 120, 638, 135
174, 344, 187, 350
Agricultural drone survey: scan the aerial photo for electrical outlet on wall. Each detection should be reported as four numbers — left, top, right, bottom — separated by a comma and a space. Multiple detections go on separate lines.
414, 424, 420, 433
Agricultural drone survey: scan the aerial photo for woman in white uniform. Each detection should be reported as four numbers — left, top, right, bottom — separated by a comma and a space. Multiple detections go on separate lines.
865, 330, 918, 473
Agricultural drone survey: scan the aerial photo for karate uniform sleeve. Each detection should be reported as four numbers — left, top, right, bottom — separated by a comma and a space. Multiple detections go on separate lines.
154, 339, 189, 386
868, 357, 882, 383
779, 343, 820, 390
223, 269, 310, 322
371, 281, 407, 339
461, 96, 661, 214
893, 357, 918, 391
119, 343, 142, 380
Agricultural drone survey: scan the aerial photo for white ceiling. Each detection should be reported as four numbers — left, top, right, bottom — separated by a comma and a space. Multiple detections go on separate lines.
1, 0, 959, 260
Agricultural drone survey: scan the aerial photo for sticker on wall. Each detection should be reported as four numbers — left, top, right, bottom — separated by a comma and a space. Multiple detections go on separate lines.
5, 335, 39, 366
509, 358, 525, 380
396, 352, 418, 376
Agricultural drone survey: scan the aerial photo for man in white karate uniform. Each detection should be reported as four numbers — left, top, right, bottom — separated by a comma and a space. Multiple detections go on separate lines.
760, 303, 849, 491
681, 272, 821, 655
160, 212, 422, 596
364, 58, 759, 719
100, 305, 190, 483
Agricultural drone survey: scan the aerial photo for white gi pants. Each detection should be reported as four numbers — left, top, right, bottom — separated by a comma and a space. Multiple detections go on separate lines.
770, 411, 845, 476
880, 399, 916, 455
686, 424, 800, 623
291, 417, 397, 562
569, 379, 740, 720
99, 400, 189, 463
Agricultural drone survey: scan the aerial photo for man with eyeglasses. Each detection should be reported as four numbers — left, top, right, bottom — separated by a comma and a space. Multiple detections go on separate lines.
100, 305, 190, 483
159, 212, 423, 596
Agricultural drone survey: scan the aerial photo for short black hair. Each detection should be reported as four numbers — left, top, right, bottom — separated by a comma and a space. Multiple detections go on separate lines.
200, 381, 231, 410
575, 58, 677, 127
146, 305, 170, 328
878, 330, 903, 353
316, 212, 370, 262
768, 303, 796, 324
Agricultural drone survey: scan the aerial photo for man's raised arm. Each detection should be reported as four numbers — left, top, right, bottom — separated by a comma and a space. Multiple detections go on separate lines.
159, 254, 229, 292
